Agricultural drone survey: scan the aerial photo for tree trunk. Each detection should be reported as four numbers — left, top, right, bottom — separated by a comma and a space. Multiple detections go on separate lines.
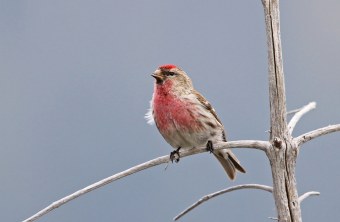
262, 0, 302, 221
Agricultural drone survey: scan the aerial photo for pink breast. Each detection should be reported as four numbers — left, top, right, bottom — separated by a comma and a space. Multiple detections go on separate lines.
153, 84, 202, 132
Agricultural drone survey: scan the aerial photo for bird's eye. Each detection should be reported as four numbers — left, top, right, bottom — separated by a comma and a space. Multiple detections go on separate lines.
164, 71, 176, 76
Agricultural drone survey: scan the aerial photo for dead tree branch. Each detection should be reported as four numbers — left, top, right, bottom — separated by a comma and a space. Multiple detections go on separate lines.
23, 140, 269, 222
173, 184, 273, 221
174, 188, 320, 221
288, 102, 316, 134
287, 108, 302, 115
262, 0, 302, 221
295, 124, 340, 146
298, 191, 320, 204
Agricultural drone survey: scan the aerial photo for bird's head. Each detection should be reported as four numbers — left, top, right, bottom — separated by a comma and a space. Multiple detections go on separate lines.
151, 64, 193, 93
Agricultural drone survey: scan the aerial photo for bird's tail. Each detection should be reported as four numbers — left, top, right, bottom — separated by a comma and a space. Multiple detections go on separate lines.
213, 150, 246, 180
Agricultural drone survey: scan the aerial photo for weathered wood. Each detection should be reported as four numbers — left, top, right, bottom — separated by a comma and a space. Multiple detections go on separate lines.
262, 0, 301, 221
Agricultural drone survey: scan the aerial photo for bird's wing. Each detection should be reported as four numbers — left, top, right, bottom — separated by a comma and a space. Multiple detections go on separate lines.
193, 90, 227, 142
193, 90, 223, 126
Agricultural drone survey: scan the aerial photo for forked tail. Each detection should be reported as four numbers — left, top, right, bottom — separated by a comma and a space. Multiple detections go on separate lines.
213, 150, 246, 180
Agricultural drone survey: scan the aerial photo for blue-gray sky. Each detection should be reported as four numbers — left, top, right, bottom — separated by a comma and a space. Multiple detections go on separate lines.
1, 1, 340, 221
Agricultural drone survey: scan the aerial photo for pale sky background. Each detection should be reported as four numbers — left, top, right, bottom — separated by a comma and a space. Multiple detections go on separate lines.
1, 1, 340, 222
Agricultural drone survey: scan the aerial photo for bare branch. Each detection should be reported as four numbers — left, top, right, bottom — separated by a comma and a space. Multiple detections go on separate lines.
298, 191, 320, 204
173, 184, 273, 221
287, 108, 302, 115
288, 102, 316, 135
295, 124, 340, 146
23, 155, 170, 222
213, 140, 270, 152
23, 140, 269, 222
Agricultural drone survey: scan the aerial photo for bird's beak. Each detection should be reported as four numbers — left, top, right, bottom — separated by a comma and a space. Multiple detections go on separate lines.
151, 73, 164, 84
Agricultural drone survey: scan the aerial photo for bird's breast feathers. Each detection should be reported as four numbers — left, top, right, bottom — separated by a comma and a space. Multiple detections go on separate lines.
146, 91, 224, 148
153, 93, 204, 132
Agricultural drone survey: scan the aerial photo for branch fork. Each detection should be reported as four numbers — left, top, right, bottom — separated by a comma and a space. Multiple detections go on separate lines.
23, 101, 339, 222
174, 184, 321, 221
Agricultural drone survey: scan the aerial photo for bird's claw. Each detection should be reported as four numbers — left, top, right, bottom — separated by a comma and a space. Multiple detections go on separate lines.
206, 140, 214, 153
170, 147, 181, 163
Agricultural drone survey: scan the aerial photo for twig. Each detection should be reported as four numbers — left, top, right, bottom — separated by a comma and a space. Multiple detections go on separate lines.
298, 191, 320, 203
288, 102, 316, 135
287, 108, 302, 115
295, 124, 340, 146
23, 140, 269, 222
173, 184, 273, 221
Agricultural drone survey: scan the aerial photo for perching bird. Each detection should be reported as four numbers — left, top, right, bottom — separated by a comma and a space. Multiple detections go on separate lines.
146, 64, 246, 180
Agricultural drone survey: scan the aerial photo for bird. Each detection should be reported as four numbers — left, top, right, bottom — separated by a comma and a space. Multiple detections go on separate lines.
145, 64, 246, 180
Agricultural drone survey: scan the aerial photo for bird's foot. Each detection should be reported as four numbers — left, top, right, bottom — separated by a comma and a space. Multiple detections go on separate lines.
170, 147, 181, 163
206, 140, 214, 153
